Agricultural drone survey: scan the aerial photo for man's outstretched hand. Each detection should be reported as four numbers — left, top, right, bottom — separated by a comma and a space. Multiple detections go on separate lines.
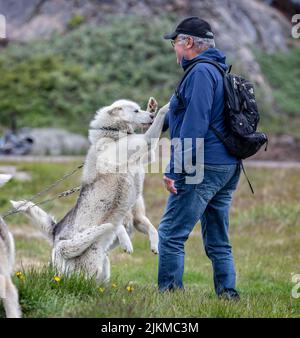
163, 175, 177, 194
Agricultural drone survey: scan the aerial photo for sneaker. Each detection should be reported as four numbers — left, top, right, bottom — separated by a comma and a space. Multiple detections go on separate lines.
218, 288, 240, 301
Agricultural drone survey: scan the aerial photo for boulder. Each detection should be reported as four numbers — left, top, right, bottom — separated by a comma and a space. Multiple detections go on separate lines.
21, 128, 89, 156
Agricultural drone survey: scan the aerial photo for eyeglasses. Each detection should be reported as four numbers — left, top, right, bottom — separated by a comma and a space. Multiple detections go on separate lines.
171, 38, 183, 47
171, 37, 188, 48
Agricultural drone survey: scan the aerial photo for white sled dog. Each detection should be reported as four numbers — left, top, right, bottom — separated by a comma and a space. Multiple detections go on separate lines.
11, 98, 169, 283
0, 174, 21, 318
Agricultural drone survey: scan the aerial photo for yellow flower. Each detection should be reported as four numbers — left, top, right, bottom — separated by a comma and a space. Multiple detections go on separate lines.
53, 276, 61, 283
126, 285, 134, 292
99, 287, 105, 293
16, 271, 25, 280
112, 283, 117, 289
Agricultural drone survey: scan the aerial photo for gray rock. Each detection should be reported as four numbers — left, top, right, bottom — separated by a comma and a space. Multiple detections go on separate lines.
20, 128, 89, 156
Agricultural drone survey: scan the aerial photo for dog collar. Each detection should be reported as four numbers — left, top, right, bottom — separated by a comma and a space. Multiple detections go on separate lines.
89, 127, 134, 134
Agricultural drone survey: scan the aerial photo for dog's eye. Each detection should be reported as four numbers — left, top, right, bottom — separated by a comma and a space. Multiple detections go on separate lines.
134, 110, 139, 113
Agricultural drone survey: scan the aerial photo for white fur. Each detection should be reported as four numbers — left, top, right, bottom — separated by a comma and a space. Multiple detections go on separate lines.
12, 98, 169, 283
0, 174, 12, 187
0, 175, 21, 318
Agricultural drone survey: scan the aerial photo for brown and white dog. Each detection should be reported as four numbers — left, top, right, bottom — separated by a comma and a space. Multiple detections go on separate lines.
11, 98, 169, 284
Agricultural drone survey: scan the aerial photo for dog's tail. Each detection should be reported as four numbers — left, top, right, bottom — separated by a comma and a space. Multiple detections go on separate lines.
10, 200, 56, 242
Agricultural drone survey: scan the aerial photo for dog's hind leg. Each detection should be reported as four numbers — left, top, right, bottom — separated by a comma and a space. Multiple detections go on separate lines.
2, 277, 21, 318
97, 254, 110, 284
115, 224, 133, 254
132, 196, 158, 254
56, 223, 115, 259
10, 200, 55, 241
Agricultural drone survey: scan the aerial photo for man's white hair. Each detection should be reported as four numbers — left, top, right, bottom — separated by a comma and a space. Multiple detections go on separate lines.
177, 33, 216, 50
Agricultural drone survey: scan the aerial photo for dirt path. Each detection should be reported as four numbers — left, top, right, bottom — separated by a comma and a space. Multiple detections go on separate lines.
243, 160, 300, 169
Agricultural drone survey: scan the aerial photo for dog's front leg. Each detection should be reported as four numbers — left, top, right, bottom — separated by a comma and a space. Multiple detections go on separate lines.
10, 200, 56, 242
144, 102, 170, 143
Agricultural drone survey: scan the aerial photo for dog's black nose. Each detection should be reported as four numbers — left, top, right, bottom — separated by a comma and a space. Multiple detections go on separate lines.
150, 113, 155, 119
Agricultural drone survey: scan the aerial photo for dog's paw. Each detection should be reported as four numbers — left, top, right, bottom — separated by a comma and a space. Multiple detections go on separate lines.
147, 97, 158, 114
10, 200, 33, 212
151, 245, 159, 255
123, 242, 134, 254
120, 239, 133, 254
150, 230, 159, 254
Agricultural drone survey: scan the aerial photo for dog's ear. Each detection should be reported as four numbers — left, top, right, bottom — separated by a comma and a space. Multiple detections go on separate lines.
147, 97, 158, 113
107, 107, 122, 116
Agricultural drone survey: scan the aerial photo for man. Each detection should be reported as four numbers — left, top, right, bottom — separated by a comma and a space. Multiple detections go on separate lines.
158, 17, 241, 300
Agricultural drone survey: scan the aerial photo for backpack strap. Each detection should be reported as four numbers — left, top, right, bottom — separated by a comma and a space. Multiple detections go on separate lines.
240, 161, 255, 194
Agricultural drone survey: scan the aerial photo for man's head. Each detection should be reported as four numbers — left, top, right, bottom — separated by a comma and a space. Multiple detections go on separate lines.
164, 17, 215, 64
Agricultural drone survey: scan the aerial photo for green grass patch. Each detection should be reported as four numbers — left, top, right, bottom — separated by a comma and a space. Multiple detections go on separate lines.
256, 47, 300, 136
257, 48, 300, 117
0, 161, 300, 317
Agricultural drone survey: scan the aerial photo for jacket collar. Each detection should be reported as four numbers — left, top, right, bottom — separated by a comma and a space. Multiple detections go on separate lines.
181, 48, 228, 71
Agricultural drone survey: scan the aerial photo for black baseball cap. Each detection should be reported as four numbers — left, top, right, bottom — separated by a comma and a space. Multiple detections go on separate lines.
163, 16, 214, 40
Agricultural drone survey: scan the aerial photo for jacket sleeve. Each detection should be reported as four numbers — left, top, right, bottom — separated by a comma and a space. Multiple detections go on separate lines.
178, 67, 215, 174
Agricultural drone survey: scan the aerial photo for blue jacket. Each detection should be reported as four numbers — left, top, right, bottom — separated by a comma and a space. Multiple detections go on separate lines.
163, 48, 238, 180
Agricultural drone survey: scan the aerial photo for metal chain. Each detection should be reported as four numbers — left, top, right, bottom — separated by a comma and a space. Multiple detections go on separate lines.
2, 163, 84, 219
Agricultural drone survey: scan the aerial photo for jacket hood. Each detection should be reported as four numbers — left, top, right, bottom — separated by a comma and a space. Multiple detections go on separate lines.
181, 48, 228, 71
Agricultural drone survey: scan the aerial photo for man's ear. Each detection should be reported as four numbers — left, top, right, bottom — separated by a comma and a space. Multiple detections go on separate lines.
147, 97, 158, 113
186, 36, 194, 49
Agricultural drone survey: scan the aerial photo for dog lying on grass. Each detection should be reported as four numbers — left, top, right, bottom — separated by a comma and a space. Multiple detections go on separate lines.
0, 174, 21, 318
11, 98, 169, 283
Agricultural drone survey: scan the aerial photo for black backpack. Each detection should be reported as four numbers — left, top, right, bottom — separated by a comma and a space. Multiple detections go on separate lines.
175, 59, 269, 193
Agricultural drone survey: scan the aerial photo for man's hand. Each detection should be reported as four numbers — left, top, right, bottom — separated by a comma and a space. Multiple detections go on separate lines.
163, 175, 177, 194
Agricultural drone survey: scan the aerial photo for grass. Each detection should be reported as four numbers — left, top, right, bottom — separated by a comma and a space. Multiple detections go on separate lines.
256, 47, 300, 137
257, 47, 300, 117
0, 160, 300, 317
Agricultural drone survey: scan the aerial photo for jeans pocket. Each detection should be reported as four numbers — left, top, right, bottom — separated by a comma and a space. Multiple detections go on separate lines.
174, 177, 186, 189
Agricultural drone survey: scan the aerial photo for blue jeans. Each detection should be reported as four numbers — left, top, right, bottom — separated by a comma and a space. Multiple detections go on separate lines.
158, 163, 241, 295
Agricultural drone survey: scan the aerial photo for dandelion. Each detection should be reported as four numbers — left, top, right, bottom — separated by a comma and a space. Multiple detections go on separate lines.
126, 285, 134, 293
53, 276, 61, 283
15, 271, 25, 280
112, 283, 117, 289
99, 287, 105, 293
